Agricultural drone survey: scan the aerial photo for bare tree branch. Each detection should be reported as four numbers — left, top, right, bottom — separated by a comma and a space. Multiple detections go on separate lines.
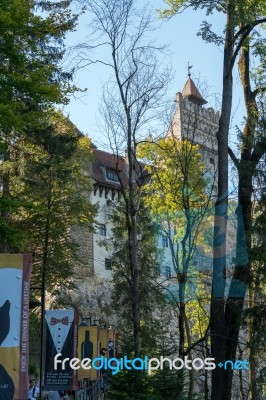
228, 146, 240, 169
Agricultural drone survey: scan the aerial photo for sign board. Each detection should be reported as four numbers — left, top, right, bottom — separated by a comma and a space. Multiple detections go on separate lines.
43, 309, 79, 390
0, 254, 32, 400
77, 325, 100, 381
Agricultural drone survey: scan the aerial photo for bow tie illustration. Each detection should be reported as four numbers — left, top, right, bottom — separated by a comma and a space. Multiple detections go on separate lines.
51, 317, 69, 326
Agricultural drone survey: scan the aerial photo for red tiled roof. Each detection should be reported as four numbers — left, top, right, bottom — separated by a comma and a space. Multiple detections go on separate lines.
182, 78, 208, 106
92, 148, 125, 187
91, 146, 146, 189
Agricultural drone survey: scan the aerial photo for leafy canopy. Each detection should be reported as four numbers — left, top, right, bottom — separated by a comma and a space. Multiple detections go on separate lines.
138, 137, 206, 215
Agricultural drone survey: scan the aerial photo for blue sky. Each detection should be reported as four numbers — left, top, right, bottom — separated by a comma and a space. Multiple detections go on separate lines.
62, 0, 245, 150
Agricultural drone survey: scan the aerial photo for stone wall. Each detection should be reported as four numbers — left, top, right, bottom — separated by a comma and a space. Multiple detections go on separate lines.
70, 225, 94, 278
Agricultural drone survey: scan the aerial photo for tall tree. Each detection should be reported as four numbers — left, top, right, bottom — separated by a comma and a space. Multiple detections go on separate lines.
159, 2, 266, 398
227, 42, 266, 398
139, 136, 211, 397
106, 199, 163, 351
13, 112, 96, 294
0, 0, 78, 251
81, 0, 170, 360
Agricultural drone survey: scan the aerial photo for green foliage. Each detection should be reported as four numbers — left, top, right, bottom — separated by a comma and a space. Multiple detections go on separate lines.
0, 0, 78, 133
0, 0, 93, 293
0, 0, 80, 251
104, 199, 164, 354
28, 363, 39, 378
108, 369, 183, 400
138, 138, 206, 213
29, 312, 41, 377
138, 137, 208, 276
158, 1, 224, 19
13, 113, 96, 294
246, 194, 266, 350
159, 0, 266, 49
159, 0, 266, 21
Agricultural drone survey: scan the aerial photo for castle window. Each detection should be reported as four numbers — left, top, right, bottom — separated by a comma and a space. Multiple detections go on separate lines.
165, 266, 171, 279
162, 235, 168, 248
105, 258, 112, 270
98, 224, 106, 236
106, 169, 119, 182
209, 157, 215, 165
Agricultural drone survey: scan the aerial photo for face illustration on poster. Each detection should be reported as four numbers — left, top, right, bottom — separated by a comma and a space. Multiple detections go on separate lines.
0, 268, 22, 400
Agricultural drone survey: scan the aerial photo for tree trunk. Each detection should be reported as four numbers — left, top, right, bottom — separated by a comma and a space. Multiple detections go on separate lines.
129, 214, 141, 357
178, 285, 185, 394
0, 145, 11, 253
39, 168, 52, 400
224, 43, 255, 399
210, 2, 235, 399
184, 313, 194, 398
127, 143, 141, 357
249, 285, 257, 400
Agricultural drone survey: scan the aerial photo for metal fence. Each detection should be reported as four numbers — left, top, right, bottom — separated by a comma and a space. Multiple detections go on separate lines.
75, 378, 105, 400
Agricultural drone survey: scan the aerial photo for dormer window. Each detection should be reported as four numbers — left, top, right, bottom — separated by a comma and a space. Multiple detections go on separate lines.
106, 169, 119, 182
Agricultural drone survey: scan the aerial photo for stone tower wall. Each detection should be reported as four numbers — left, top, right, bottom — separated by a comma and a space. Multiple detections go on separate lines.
168, 92, 219, 196
70, 225, 94, 278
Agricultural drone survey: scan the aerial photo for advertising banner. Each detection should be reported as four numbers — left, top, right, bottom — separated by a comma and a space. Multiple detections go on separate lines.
43, 309, 79, 391
78, 325, 100, 381
99, 328, 109, 358
0, 254, 32, 400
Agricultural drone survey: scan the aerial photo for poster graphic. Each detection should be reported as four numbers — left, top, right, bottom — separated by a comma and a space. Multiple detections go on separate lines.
0, 254, 32, 400
78, 325, 100, 381
43, 309, 78, 391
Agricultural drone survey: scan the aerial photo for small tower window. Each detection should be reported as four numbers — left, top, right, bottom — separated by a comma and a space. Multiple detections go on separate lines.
209, 157, 215, 165
105, 258, 112, 270
98, 224, 106, 236
162, 235, 168, 248
165, 266, 171, 279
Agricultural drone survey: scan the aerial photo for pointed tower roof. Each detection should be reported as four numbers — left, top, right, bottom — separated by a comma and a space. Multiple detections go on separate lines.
181, 78, 208, 106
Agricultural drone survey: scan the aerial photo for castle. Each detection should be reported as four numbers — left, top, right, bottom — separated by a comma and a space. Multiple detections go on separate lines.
71, 77, 219, 281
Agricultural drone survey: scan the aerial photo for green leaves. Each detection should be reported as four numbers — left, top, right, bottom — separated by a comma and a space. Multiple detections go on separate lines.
0, 0, 78, 136
158, 1, 225, 19
138, 138, 206, 214
15, 115, 96, 292
0, 0, 82, 256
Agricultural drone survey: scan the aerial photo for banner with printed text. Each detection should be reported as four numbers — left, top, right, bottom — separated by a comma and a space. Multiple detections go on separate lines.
0, 254, 32, 400
43, 309, 79, 391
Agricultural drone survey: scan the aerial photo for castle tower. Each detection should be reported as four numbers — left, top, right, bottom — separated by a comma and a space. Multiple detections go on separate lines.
167, 77, 219, 195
